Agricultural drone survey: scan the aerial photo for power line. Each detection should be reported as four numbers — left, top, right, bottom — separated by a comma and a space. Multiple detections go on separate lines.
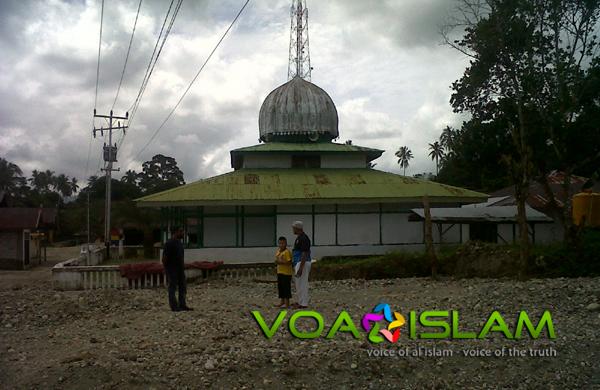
128, 0, 177, 123
133, 0, 251, 160
118, 0, 183, 150
94, 0, 105, 111
84, 0, 105, 182
111, 0, 143, 111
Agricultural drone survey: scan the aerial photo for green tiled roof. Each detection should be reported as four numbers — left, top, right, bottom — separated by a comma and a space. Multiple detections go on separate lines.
136, 168, 488, 207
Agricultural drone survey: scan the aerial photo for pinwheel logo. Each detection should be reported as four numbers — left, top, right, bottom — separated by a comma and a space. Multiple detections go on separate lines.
361, 303, 406, 343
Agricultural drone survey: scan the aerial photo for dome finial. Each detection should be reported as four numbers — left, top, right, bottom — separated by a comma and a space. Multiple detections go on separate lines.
288, 0, 311, 81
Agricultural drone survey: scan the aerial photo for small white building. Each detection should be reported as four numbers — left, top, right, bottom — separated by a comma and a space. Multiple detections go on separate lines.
409, 204, 554, 245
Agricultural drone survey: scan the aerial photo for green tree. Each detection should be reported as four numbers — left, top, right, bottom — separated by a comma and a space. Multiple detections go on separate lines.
0, 158, 27, 199
443, 0, 600, 276
54, 174, 73, 198
439, 126, 457, 152
395, 146, 413, 176
70, 177, 79, 196
138, 154, 185, 195
30, 169, 55, 193
428, 141, 445, 176
121, 170, 138, 186
437, 120, 512, 192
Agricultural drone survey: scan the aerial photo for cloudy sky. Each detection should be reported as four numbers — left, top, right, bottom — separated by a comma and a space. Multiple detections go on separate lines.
0, 0, 470, 185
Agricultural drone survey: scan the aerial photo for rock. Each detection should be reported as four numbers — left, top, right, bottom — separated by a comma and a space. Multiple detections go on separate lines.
204, 360, 216, 370
586, 302, 600, 311
350, 363, 358, 369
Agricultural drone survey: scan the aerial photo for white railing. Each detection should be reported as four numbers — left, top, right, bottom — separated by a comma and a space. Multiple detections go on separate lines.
52, 260, 274, 291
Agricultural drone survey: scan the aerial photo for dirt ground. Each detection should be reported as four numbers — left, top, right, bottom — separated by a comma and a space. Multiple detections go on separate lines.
0, 246, 80, 290
0, 255, 599, 389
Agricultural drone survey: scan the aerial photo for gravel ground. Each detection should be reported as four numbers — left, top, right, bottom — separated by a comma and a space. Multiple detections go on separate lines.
0, 276, 599, 389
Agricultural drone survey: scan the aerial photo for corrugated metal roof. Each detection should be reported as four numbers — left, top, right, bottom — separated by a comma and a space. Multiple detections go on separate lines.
231, 142, 383, 154
490, 170, 600, 211
0, 208, 58, 230
136, 168, 488, 207
410, 206, 553, 223
259, 77, 339, 142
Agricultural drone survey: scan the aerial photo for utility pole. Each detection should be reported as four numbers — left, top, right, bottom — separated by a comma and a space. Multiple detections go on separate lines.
87, 190, 90, 265
93, 109, 128, 259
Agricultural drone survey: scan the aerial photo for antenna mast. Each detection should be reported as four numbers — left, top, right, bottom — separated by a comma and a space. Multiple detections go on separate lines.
288, 0, 311, 81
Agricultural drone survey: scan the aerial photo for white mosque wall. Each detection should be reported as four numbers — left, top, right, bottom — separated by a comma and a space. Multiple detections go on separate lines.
243, 154, 291, 169
313, 214, 336, 245
337, 214, 380, 244
321, 154, 366, 168
203, 217, 237, 247
240, 154, 368, 169
178, 204, 480, 262
276, 214, 313, 243
244, 216, 276, 246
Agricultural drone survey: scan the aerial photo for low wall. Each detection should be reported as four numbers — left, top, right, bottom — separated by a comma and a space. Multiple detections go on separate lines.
52, 259, 273, 291
78, 246, 105, 266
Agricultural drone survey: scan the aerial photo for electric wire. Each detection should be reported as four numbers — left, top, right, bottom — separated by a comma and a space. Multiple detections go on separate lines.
133, 0, 251, 160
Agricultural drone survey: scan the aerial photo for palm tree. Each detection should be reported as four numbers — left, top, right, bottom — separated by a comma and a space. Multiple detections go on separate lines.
121, 170, 138, 186
0, 158, 24, 195
395, 146, 413, 176
30, 170, 53, 193
70, 177, 79, 195
439, 126, 455, 151
54, 174, 72, 198
428, 141, 445, 175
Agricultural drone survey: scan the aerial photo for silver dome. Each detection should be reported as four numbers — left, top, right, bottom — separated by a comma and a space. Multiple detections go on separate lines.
259, 77, 339, 143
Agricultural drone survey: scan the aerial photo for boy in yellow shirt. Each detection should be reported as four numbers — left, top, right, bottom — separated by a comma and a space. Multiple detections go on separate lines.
274, 236, 293, 308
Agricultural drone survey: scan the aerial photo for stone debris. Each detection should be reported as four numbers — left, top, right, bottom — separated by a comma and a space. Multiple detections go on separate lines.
0, 277, 598, 389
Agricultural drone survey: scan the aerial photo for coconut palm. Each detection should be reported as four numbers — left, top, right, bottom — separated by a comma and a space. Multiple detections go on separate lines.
121, 170, 138, 186
54, 174, 73, 198
0, 158, 24, 195
395, 146, 413, 176
439, 126, 456, 151
70, 177, 79, 195
30, 169, 55, 193
428, 141, 445, 175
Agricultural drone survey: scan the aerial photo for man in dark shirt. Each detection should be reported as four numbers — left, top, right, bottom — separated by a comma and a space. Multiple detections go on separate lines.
292, 221, 311, 308
162, 227, 192, 312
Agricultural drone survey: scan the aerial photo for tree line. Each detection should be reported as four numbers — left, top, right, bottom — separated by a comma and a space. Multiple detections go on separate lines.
0, 154, 185, 207
400, 0, 600, 278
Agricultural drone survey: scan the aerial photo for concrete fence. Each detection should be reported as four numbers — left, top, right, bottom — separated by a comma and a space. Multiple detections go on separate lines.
52, 259, 274, 291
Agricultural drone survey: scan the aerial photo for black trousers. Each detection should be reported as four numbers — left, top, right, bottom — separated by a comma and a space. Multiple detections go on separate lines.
165, 264, 187, 310
277, 274, 292, 299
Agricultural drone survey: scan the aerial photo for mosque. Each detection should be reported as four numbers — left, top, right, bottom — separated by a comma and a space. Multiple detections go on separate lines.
136, 1, 487, 263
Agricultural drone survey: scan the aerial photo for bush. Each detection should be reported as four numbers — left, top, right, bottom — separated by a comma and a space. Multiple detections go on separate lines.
311, 229, 600, 281
529, 229, 600, 277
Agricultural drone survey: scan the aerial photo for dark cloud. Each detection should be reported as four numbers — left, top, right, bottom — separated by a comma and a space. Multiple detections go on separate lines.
0, 0, 469, 184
